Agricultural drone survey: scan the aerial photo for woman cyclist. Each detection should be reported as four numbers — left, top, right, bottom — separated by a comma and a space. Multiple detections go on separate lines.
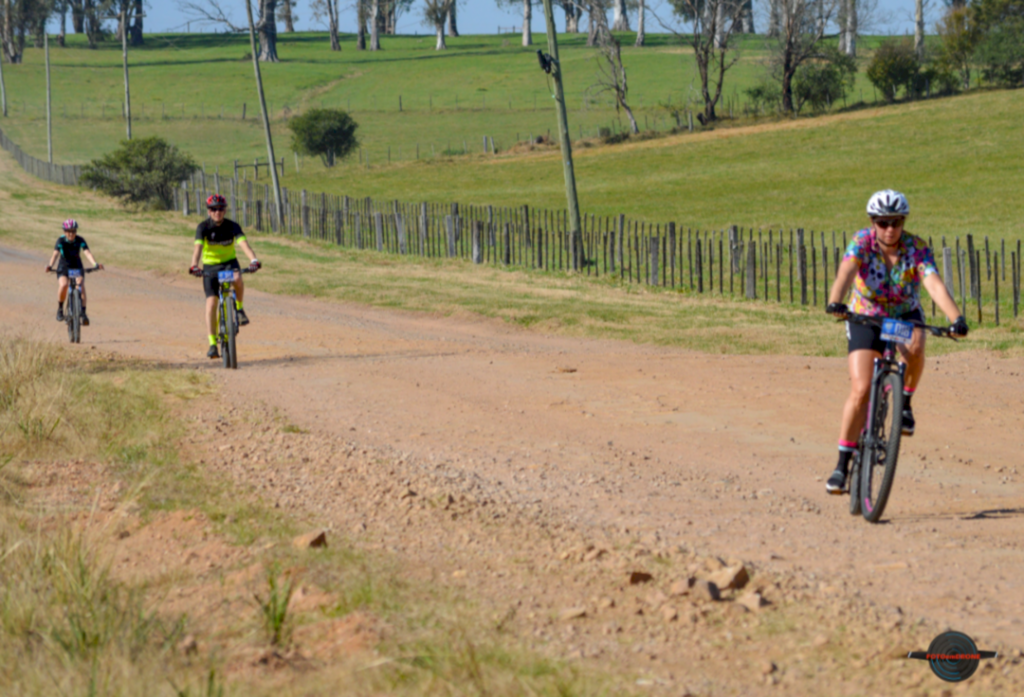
46, 219, 102, 325
824, 190, 968, 494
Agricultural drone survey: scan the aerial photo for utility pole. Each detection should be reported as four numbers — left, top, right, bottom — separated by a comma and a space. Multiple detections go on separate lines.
246, 0, 284, 230
45, 32, 52, 162
539, 0, 582, 270
121, 7, 132, 139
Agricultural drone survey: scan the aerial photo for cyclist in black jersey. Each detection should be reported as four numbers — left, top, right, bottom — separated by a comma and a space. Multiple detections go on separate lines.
188, 194, 261, 359
45, 219, 102, 325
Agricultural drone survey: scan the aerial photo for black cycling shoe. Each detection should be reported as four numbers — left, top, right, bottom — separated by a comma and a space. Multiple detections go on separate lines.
207, 345, 219, 359
236, 309, 249, 326
825, 468, 848, 495
901, 407, 915, 436
56, 307, 65, 322
81, 313, 90, 327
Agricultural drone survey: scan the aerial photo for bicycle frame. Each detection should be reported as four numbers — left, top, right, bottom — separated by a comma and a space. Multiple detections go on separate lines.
862, 342, 906, 456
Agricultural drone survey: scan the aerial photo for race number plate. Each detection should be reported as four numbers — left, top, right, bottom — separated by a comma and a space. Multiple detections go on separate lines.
217, 270, 235, 283
880, 319, 914, 344
67, 269, 82, 278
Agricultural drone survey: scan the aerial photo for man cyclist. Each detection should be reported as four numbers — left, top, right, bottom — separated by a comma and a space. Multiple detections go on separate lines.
189, 194, 261, 359
46, 219, 103, 325
824, 190, 968, 494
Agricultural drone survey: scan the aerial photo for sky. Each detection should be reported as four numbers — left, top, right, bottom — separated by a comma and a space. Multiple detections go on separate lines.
69, 1, 940, 38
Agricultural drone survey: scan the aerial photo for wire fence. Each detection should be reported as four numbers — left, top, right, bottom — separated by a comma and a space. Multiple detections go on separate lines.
0, 126, 84, 186
175, 173, 1024, 327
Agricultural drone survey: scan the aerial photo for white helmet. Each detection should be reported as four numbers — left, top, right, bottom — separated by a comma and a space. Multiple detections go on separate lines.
866, 190, 910, 217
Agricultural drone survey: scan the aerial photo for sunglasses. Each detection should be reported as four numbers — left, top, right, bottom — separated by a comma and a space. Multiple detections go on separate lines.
208, 207, 226, 213
874, 218, 904, 229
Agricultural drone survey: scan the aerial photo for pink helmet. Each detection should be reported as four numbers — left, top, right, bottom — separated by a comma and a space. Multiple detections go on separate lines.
62, 218, 79, 232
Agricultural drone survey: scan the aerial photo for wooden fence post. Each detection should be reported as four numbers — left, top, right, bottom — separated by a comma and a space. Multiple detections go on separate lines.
994, 252, 1000, 326
967, 234, 977, 299
446, 215, 456, 257
797, 228, 807, 305
649, 236, 659, 286
616, 214, 625, 278
301, 189, 310, 237
182, 181, 189, 215
355, 213, 363, 249
503, 223, 511, 265
375, 212, 384, 251
396, 213, 407, 254
473, 221, 483, 263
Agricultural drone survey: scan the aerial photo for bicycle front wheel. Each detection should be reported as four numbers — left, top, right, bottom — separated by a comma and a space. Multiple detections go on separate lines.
861, 372, 904, 523
848, 446, 862, 516
226, 303, 238, 370
70, 291, 82, 344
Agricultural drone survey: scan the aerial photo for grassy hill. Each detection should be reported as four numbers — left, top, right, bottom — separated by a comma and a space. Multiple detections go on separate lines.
0, 31, 1020, 239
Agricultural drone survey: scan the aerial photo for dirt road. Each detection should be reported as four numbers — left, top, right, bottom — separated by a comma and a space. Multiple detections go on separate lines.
5, 243, 1024, 692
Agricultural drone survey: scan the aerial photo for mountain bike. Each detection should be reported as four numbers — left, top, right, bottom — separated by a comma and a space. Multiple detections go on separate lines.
197, 267, 255, 370
844, 313, 956, 522
49, 266, 100, 344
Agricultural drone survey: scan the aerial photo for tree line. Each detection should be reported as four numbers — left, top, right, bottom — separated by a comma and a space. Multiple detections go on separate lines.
1, 1, 143, 62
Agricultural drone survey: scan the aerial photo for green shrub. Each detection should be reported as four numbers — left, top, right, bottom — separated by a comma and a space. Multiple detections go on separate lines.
81, 137, 196, 209
867, 39, 921, 102
287, 108, 359, 168
792, 47, 858, 114
744, 80, 783, 115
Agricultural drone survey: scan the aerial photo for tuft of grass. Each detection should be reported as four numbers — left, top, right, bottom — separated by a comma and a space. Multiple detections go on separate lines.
254, 563, 295, 647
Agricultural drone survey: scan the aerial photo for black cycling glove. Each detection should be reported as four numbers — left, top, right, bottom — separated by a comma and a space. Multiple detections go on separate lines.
826, 302, 848, 317
951, 315, 969, 337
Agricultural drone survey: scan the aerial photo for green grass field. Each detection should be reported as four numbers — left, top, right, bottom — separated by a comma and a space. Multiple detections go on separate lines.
0, 30, 926, 167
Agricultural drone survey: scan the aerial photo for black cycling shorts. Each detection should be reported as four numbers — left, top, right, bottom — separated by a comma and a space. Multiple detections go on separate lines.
55, 260, 84, 278
847, 308, 923, 354
202, 259, 241, 298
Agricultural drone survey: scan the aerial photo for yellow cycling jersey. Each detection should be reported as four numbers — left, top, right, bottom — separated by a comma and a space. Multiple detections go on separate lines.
195, 218, 246, 265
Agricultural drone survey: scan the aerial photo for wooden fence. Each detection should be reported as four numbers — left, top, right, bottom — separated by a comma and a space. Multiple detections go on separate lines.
175, 176, 1024, 326
0, 127, 84, 186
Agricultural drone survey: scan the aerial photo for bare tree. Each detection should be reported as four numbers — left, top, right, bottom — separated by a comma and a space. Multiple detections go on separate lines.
423, 0, 452, 48
310, 0, 341, 49
769, 0, 841, 112
255, 0, 280, 60
177, 1, 245, 32
370, 0, 380, 49
590, 11, 639, 132
837, 0, 854, 55
611, 0, 628, 30
279, 0, 295, 32
586, 0, 610, 47
560, 0, 580, 31
635, 0, 645, 44
356, 0, 367, 48
655, 0, 747, 122
2, 0, 54, 62
447, 0, 458, 35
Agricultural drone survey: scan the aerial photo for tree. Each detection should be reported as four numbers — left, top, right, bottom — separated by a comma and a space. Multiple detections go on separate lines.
972, 0, 1024, 86
2, 0, 54, 63
560, 0, 580, 31
82, 137, 197, 209
792, 45, 856, 113
288, 108, 359, 167
310, 0, 341, 49
635, 0, 645, 45
657, 0, 748, 122
936, 4, 977, 89
279, 0, 295, 32
768, 0, 842, 113
447, 0, 458, 35
356, 0, 367, 48
611, 0, 628, 30
256, 0, 279, 60
839, 0, 857, 56
590, 9, 639, 132
370, 0, 380, 49
423, 0, 452, 49
866, 38, 920, 101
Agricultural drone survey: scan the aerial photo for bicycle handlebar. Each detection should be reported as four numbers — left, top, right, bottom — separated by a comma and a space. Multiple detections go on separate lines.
842, 312, 958, 339
192, 267, 257, 278
47, 266, 101, 274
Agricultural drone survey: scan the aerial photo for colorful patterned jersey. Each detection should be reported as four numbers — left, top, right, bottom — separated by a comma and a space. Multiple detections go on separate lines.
843, 228, 938, 317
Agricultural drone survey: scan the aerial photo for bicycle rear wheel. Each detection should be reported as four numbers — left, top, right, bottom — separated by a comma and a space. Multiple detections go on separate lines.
70, 291, 82, 344
848, 444, 862, 516
860, 372, 904, 523
226, 303, 238, 370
